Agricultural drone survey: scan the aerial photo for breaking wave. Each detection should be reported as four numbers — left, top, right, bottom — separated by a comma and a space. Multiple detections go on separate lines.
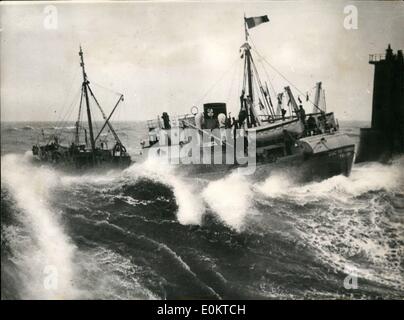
202, 173, 254, 231
255, 157, 404, 291
1, 153, 159, 299
1, 153, 79, 299
2, 150, 403, 299
123, 157, 205, 225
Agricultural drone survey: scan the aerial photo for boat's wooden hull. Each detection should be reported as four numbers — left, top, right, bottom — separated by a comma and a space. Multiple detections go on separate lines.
32, 145, 132, 171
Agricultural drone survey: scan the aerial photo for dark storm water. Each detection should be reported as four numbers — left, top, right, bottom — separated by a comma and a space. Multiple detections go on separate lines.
1, 121, 403, 299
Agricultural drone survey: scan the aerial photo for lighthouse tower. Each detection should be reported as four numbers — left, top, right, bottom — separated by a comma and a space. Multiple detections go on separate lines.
356, 45, 404, 163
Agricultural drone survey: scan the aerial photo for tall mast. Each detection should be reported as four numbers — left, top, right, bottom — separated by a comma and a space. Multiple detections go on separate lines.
79, 46, 96, 153
244, 16, 254, 128
246, 50, 254, 126
75, 85, 84, 145
244, 13, 249, 42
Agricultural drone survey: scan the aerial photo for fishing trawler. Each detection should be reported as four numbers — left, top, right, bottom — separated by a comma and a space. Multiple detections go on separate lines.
140, 15, 355, 182
32, 47, 132, 170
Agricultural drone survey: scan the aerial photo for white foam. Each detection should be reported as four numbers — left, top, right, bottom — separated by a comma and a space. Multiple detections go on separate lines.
74, 247, 159, 299
257, 158, 404, 204
1, 153, 80, 299
124, 157, 205, 225
256, 172, 295, 198
202, 172, 253, 231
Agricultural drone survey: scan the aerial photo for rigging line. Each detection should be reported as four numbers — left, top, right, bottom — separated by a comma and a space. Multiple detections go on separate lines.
88, 86, 122, 144
79, 99, 86, 144
242, 54, 247, 93
249, 37, 278, 99
252, 68, 270, 117
54, 83, 82, 127
57, 96, 79, 140
49, 106, 75, 144
94, 94, 124, 142
75, 85, 84, 143
251, 46, 323, 112
88, 85, 116, 124
248, 37, 322, 111
194, 55, 240, 107
47, 66, 81, 124
60, 86, 82, 129
50, 85, 82, 142
251, 60, 275, 117
250, 55, 275, 117
90, 79, 122, 96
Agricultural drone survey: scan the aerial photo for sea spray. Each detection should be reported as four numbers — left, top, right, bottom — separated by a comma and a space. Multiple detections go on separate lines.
202, 172, 253, 231
124, 159, 257, 230
1, 153, 80, 299
257, 158, 404, 202
261, 158, 404, 290
256, 172, 295, 198
123, 157, 205, 225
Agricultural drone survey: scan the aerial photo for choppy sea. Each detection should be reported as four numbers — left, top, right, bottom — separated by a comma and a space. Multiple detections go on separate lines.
1, 121, 403, 299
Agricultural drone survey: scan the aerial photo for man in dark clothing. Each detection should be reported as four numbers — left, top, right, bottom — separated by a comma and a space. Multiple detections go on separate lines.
307, 115, 317, 136
238, 109, 247, 126
225, 113, 232, 128
299, 105, 306, 125
281, 108, 287, 121
162, 112, 171, 129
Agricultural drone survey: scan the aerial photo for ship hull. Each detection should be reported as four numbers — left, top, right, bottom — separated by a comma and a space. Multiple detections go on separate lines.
252, 145, 354, 182
32, 145, 132, 172
139, 133, 355, 183
170, 145, 354, 183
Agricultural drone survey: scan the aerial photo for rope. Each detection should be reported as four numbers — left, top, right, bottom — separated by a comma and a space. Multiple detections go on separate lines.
90, 79, 122, 96
249, 43, 324, 113
46, 67, 80, 124
47, 85, 82, 143
250, 55, 275, 117
194, 55, 240, 107
249, 37, 278, 98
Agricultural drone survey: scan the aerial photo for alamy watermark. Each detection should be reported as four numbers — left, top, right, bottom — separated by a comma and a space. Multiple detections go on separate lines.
147, 128, 257, 175
43, 5, 58, 30
343, 265, 358, 290
43, 264, 58, 291
343, 5, 358, 30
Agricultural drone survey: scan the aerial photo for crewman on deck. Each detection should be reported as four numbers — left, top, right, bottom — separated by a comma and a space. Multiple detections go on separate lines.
307, 115, 317, 136
281, 108, 287, 121
162, 112, 171, 129
225, 113, 232, 128
238, 109, 247, 127
298, 105, 306, 125
70, 142, 75, 155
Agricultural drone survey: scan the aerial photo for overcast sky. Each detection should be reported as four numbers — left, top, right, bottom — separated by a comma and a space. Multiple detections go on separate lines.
1, 0, 403, 122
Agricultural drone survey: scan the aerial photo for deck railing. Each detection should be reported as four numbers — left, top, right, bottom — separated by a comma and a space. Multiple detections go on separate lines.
147, 114, 196, 130
369, 54, 385, 63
